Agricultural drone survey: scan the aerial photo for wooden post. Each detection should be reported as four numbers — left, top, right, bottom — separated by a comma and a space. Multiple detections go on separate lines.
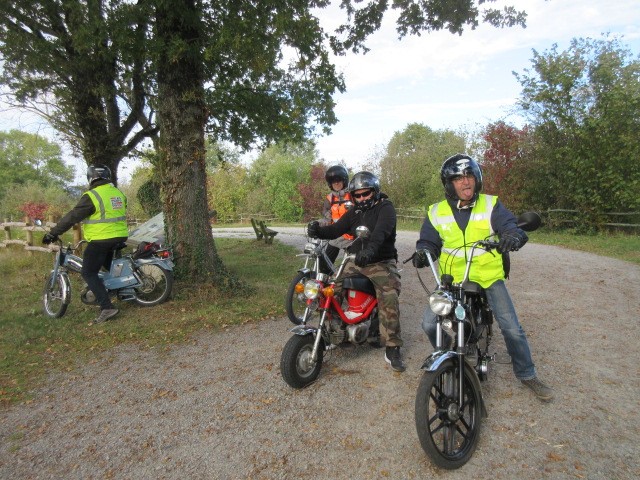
72, 223, 83, 253
25, 216, 34, 246
3, 218, 10, 241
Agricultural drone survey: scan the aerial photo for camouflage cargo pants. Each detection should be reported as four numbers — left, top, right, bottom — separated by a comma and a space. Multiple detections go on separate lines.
340, 260, 402, 347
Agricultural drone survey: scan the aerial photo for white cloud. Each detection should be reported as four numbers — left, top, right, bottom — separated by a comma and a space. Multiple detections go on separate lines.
314, 0, 640, 168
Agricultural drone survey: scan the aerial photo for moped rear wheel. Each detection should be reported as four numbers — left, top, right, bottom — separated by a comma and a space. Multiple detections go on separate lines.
415, 360, 482, 470
285, 271, 312, 325
280, 334, 323, 388
133, 265, 174, 306
43, 272, 69, 318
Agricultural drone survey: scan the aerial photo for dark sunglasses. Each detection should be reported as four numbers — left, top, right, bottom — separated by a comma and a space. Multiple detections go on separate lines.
352, 190, 373, 199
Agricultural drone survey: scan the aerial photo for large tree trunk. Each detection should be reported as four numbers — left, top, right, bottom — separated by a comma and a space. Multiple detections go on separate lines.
154, 0, 232, 285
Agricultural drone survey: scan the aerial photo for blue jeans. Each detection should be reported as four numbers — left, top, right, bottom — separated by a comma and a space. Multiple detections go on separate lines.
421, 280, 536, 380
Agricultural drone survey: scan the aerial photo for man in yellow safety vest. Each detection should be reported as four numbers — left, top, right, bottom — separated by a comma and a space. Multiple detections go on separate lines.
413, 154, 554, 402
43, 164, 128, 324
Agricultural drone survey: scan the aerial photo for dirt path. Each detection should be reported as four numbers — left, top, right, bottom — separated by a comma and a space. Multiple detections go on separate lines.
1, 227, 639, 479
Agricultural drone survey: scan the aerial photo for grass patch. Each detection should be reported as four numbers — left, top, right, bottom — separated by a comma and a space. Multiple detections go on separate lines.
0, 238, 300, 405
528, 229, 640, 265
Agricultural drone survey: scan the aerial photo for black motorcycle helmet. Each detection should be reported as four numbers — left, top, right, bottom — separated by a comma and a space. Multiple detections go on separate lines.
86, 164, 112, 185
348, 171, 380, 211
325, 165, 349, 190
440, 154, 483, 202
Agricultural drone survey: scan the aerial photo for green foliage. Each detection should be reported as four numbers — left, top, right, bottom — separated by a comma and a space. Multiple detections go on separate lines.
1, 181, 76, 220
253, 142, 318, 222
514, 36, 640, 224
334, 0, 526, 53
120, 163, 155, 221
205, 140, 242, 173
136, 179, 162, 218
0, 130, 74, 208
378, 123, 466, 209
208, 163, 250, 222
0, 2, 158, 181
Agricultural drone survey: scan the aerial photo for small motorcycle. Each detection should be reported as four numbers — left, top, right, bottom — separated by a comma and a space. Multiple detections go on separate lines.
280, 226, 380, 388
42, 233, 175, 318
285, 237, 344, 325
410, 212, 541, 469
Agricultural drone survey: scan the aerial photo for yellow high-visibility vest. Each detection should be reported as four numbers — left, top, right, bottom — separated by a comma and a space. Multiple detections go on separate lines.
82, 183, 128, 241
428, 194, 504, 288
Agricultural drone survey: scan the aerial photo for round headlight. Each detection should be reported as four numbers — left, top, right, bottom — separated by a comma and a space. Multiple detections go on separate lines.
429, 290, 453, 316
303, 280, 321, 300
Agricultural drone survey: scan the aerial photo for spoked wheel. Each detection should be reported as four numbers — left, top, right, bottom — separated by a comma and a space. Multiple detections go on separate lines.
415, 360, 482, 469
285, 271, 312, 325
133, 265, 174, 306
280, 334, 323, 388
43, 272, 70, 318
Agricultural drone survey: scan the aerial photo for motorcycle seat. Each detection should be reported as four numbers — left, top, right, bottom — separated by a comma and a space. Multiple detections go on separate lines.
343, 274, 376, 296
462, 280, 482, 296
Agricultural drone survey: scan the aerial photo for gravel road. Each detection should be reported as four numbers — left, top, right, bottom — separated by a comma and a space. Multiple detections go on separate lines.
1, 226, 639, 479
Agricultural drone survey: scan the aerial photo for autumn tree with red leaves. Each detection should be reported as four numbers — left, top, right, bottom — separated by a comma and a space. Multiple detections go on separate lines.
297, 164, 328, 222
481, 121, 531, 212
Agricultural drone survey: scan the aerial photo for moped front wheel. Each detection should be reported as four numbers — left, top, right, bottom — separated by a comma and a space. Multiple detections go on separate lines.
415, 360, 482, 470
43, 272, 70, 318
280, 334, 323, 388
285, 271, 312, 325
133, 265, 174, 306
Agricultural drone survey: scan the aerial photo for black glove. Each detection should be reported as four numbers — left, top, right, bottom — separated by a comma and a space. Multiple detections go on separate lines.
412, 249, 433, 268
306, 221, 321, 238
354, 248, 374, 267
497, 232, 521, 254
42, 233, 58, 245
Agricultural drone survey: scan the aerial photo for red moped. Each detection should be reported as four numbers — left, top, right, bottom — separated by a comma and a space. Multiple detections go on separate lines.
280, 227, 380, 388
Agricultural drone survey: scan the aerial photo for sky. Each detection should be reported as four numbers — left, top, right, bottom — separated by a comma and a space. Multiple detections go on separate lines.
1, 0, 639, 180
313, 0, 640, 171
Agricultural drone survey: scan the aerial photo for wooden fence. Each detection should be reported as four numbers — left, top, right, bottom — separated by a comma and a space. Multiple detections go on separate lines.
215, 213, 277, 224
1, 217, 82, 254
396, 208, 427, 222
543, 209, 640, 230
395, 208, 640, 231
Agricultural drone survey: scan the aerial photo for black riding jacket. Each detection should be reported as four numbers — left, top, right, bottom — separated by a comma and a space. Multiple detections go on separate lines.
315, 193, 397, 262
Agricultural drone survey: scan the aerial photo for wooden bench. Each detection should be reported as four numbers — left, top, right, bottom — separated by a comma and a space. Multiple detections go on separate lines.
258, 220, 278, 244
250, 218, 264, 240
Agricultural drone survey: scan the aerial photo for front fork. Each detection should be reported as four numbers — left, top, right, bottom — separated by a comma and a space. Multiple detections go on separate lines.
311, 302, 331, 362
433, 313, 470, 409
457, 318, 465, 408
291, 297, 331, 365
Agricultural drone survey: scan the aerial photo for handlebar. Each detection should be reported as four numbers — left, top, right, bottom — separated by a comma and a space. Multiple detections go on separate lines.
405, 237, 502, 289
478, 240, 499, 250
49, 238, 86, 252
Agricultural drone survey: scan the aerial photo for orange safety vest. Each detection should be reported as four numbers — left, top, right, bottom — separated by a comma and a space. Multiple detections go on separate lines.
327, 192, 354, 240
